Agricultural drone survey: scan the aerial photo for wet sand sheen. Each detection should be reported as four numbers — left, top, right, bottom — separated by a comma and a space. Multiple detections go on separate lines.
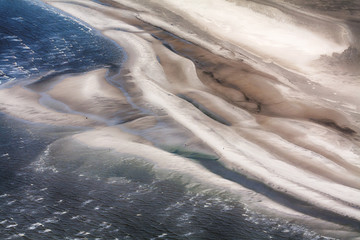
1, 0, 360, 238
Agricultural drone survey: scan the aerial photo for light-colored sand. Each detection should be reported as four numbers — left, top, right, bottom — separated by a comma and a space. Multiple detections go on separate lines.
154, 0, 348, 70
47, 69, 136, 121
0, 84, 97, 126
0, 68, 141, 126
3, 0, 359, 237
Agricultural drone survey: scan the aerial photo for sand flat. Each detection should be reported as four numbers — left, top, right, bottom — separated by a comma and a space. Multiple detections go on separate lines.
0, 84, 96, 126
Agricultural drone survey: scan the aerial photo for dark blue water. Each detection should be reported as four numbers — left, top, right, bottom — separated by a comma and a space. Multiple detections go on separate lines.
0, 0, 124, 85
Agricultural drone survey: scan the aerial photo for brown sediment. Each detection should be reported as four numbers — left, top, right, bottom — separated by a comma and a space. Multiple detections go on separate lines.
47, 68, 144, 122
129, 15, 360, 136
142, 23, 282, 110
311, 118, 356, 135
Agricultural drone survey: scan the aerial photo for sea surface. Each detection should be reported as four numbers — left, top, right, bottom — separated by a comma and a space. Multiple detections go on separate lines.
0, 0, 341, 239
0, 0, 123, 85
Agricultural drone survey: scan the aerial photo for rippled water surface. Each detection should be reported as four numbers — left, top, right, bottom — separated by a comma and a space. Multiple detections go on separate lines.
0, 0, 123, 85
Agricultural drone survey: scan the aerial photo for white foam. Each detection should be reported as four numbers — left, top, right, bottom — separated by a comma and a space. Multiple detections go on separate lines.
0, 220, 7, 224
6, 200, 16, 206
44, 217, 59, 223
32, 145, 59, 173
81, 199, 94, 207
6, 223, 18, 228
99, 221, 112, 229
53, 211, 68, 215
77, 231, 90, 236
28, 222, 43, 230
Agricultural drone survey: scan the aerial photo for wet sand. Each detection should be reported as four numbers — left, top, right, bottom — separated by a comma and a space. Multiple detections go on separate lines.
1, 0, 360, 238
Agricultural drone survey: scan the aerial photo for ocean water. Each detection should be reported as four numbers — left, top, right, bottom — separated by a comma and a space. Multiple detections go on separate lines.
0, 0, 124, 85
0, 0, 343, 239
